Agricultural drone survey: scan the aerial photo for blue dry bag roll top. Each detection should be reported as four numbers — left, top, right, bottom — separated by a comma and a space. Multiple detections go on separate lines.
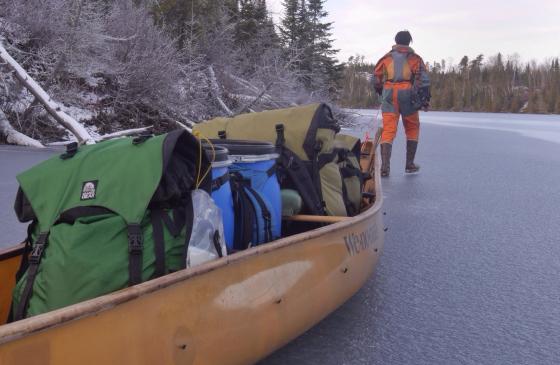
210, 140, 282, 250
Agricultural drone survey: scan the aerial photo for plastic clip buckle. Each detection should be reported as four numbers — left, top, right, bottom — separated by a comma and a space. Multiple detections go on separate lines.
127, 225, 143, 254
133, 132, 153, 145
275, 124, 285, 147
60, 142, 79, 160
30, 233, 48, 264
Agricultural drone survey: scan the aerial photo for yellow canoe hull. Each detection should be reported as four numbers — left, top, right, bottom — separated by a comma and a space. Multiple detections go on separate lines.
0, 165, 384, 365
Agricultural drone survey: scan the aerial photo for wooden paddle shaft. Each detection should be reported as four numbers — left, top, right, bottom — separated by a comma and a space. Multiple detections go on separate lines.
283, 215, 349, 224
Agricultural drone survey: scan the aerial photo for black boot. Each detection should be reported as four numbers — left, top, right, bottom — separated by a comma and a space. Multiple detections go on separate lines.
380, 143, 392, 177
405, 140, 420, 173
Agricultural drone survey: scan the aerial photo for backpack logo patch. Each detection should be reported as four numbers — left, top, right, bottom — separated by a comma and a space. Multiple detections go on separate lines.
81, 180, 98, 200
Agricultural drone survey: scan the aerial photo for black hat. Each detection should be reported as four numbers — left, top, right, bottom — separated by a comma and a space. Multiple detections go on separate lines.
395, 31, 413, 46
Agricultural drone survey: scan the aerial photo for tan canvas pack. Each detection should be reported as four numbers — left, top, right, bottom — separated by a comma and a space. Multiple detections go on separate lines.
194, 103, 360, 217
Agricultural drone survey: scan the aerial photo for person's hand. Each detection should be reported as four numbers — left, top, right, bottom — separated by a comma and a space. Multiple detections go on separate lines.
375, 86, 383, 96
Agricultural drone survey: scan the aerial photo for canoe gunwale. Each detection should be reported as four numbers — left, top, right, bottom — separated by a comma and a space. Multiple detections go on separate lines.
0, 155, 383, 346
0, 244, 25, 261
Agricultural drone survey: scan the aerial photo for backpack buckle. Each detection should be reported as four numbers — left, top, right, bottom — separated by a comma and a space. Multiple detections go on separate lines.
314, 141, 323, 152
30, 233, 49, 264
275, 124, 285, 147
127, 224, 143, 254
60, 142, 79, 160
132, 132, 153, 145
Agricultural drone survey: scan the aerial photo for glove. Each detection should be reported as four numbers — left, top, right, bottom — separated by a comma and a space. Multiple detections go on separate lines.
412, 86, 431, 111
375, 86, 383, 96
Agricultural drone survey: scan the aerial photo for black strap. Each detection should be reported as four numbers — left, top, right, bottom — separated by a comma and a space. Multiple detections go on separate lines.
275, 124, 286, 148
132, 132, 153, 145
311, 141, 323, 205
231, 174, 255, 250
15, 221, 36, 282
14, 232, 49, 320
340, 166, 362, 178
341, 178, 355, 217
164, 209, 183, 237
211, 173, 230, 192
212, 230, 223, 258
278, 149, 325, 215
182, 194, 194, 268
317, 150, 338, 169
245, 186, 272, 243
127, 224, 144, 286
266, 165, 276, 178
150, 210, 166, 278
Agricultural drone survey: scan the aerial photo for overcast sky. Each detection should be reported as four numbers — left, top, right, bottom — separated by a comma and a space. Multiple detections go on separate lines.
267, 0, 560, 66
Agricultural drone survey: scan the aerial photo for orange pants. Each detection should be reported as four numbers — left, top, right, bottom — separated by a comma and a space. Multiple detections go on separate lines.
381, 111, 420, 143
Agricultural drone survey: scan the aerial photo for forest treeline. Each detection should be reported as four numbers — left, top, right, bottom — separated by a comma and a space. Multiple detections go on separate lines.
0, 0, 340, 143
339, 53, 560, 114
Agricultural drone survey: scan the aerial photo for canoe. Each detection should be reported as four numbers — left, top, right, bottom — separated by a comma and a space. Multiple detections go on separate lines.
0, 146, 384, 365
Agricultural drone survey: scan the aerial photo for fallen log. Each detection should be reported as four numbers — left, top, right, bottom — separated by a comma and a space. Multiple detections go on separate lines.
207, 66, 233, 117
0, 41, 94, 145
0, 110, 44, 148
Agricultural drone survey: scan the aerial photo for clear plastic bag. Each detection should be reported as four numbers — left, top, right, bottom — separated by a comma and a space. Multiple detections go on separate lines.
186, 189, 228, 268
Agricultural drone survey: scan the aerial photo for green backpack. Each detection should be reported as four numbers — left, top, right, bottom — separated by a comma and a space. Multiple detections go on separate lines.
11, 130, 211, 320
194, 103, 353, 216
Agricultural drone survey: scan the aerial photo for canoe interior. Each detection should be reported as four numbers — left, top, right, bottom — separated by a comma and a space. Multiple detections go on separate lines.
0, 244, 24, 324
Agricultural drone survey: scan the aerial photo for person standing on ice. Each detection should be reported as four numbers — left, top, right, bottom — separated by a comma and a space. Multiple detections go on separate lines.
374, 30, 431, 177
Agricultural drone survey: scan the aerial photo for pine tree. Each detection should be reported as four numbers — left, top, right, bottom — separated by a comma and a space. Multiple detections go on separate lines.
236, 0, 258, 45
279, 0, 300, 49
280, 0, 340, 91
307, 0, 341, 88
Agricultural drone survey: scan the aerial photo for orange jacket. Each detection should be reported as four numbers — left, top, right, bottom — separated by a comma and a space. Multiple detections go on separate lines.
374, 45, 429, 91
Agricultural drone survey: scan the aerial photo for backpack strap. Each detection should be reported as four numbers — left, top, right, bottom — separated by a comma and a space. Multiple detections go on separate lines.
212, 230, 224, 258
211, 173, 230, 192
230, 173, 255, 250
182, 193, 194, 268
266, 165, 276, 178
14, 231, 49, 321
127, 224, 144, 286
245, 186, 273, 243
277, 148, 325, 216
150, 210, 166, 278
275, 124, 325, 216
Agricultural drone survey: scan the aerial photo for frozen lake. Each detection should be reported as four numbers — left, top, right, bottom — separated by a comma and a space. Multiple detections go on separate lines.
262, 110, 560, 365
1, 111, 560, 364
